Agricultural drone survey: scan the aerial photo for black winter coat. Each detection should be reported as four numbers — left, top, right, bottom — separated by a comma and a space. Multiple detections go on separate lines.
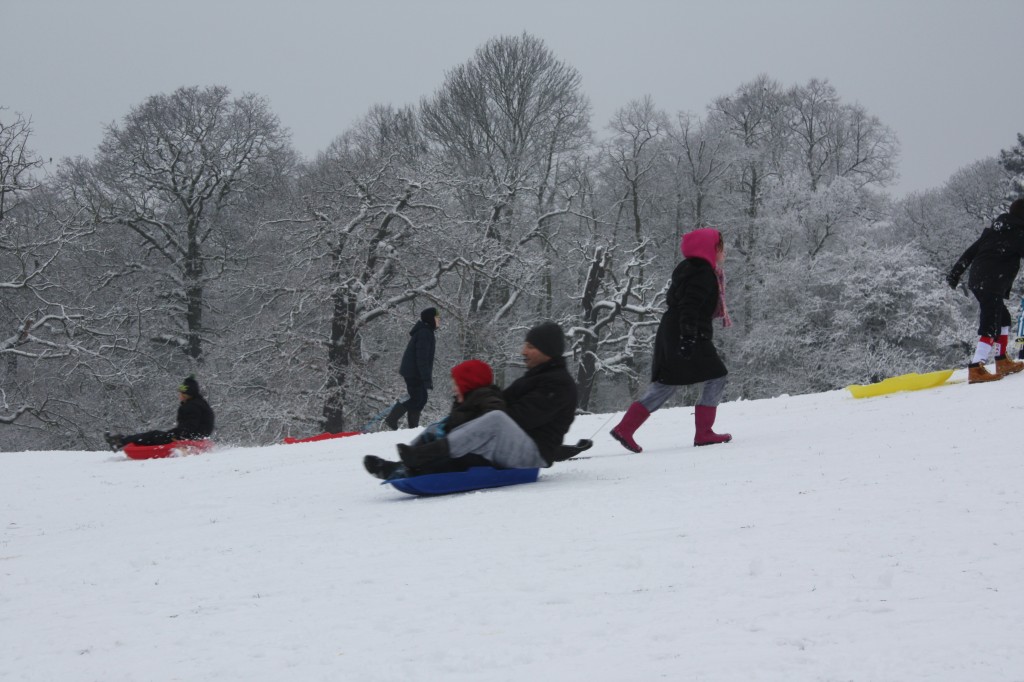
445, 385, 506, 432
651, 258, 728, 386
171, 394, 215, 440
502, 357, 578, 465
398, 320, 436, 388
949, 213, 1024, 298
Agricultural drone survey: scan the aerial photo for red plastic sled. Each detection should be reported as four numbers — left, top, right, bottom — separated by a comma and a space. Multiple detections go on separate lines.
123, 439, 214, 460
283, 431, 361, 444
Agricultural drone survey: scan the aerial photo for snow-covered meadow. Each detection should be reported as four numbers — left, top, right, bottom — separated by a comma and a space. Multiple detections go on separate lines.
2, 369, 1023, 681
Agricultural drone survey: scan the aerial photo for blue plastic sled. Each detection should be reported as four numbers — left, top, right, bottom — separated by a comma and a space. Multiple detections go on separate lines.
384, 466, 540, 496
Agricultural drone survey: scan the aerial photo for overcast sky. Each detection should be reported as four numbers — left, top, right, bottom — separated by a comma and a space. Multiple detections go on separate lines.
4, 0, 1022, 197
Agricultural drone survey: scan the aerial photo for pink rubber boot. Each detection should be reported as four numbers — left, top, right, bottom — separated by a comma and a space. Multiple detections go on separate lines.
610, 402, 650, 453
694, 405, 732, 446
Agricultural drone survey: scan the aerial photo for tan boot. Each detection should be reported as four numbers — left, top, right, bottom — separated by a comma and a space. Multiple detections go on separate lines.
995, 355, 1024, 376
968, 362, 1003, 384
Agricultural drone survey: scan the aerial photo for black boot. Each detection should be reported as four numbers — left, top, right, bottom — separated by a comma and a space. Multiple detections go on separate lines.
397, 438, 451, 475
407, 411, 421, 428
103, 432, 125, 451
550, 439, 594, 462
384, 403, 407, 430
363, 455, 406, 480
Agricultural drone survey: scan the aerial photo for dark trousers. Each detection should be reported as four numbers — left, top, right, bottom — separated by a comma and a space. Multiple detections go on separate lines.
123, 428, 204, 446
122, 430, 177, 446
972, 289, 1011, 337
402, 378, 429, 412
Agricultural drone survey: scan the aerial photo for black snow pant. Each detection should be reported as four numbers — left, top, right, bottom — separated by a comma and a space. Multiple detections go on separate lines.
972, 288, 1011, 338
123, 428, 203, 446
122, 430, 177, 446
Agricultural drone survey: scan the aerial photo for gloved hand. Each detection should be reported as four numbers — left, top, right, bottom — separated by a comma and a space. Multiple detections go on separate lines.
945, 272, 960, 290
679, 336, 696, 360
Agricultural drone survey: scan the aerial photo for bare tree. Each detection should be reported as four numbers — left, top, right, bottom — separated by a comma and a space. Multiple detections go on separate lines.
0, 112, 102, 437
665, 111, 737, 229
0, 108, 43, 222
999, 132, 1024, 197
568, 238, 663, 411
603, 96, 667, 259
254, 106, 463, 433
895, 158, 1012, 267
420, 33, 591, 335
709, 75, 788, 334
58, 86, 293, 363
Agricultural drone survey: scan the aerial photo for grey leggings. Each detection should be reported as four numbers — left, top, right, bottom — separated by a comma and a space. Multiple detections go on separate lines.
637, 376, 728, 413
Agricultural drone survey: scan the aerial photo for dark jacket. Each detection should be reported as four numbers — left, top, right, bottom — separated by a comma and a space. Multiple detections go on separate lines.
651, 258, 728, 386
446, 384, 506, 432
502, 356, 578, 465
398, 320, 436, 388
170, 394, 215, 440
949, 213, 1024, 298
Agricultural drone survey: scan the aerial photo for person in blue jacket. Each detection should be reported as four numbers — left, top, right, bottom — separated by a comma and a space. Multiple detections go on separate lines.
384, 307, 440, 429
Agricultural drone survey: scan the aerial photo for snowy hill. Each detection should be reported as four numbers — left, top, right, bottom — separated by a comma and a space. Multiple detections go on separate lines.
2, 369, 1023, 681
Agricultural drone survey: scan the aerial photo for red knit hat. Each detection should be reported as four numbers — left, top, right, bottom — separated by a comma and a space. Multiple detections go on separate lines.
450, 359, 493, 395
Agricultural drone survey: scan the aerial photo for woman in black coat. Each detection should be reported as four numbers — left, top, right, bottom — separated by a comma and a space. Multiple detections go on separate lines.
947, 198, 1024, 383
385, 307, 439, 429
611, 228, 732, 451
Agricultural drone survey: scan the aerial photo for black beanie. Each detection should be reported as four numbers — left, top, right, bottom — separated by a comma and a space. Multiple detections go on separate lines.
525, 321, 565, 359
420, 307, 438, 325
1010, 199, 1024, 220
179, 376, 200, 397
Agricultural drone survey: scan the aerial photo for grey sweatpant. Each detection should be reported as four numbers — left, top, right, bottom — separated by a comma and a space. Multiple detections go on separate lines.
445, 410, 548, 469
637, 376, 728, 412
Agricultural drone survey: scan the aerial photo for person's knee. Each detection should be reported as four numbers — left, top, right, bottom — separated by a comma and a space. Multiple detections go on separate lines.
481, 409, 504, 421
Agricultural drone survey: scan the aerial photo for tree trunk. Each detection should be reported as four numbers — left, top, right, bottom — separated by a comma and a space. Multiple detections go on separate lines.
185, 222, 204, 361
573, 247, 608, 411
322, 265, 358, 432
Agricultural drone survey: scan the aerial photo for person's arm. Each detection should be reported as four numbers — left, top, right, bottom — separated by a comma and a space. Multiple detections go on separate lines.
947, 231, 988, 288
675, 268, 717, 341
505, 384, 564, 432
415, 329, 434, 389
172, 401, 203, 438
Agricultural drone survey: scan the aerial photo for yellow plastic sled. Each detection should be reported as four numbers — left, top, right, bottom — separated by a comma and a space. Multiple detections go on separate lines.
847, 369, 955, 399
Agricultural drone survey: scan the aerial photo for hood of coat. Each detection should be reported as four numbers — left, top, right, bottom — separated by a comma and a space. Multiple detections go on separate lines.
680, 228, 722, 267
409, 320, 434, 336
993, 212, 1024, 232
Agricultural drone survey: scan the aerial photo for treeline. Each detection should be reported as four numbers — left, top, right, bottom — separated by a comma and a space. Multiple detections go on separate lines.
2, 33, 1022, 451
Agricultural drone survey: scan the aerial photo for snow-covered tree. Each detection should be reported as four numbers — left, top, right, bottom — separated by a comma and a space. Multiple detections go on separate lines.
896, 158, 1012, 269
58, 86, 293, 363
0, 111, 110, 443
245, 105, 463, 434
999, 132, 1024, 197
420, 32, 591, 357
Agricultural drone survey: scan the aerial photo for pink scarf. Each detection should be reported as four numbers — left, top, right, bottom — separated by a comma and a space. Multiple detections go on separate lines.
680, 228, 732, 328
714, 266, 732, 328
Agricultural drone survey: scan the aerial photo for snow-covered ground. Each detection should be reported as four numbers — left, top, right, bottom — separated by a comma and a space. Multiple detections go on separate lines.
3, 368, 1023, 681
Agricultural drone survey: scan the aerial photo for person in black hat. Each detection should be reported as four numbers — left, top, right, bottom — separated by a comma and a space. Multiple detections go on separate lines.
385, 307, 440, 429
364, 321, 586, 480
104, 376, 215, 451
947, 198, 1024, 383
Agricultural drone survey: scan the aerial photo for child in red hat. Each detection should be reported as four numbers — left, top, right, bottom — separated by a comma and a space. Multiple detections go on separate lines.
365, 359, 505, 479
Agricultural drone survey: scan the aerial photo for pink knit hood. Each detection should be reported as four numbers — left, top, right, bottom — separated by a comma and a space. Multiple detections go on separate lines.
680, 228, 721, 266
680, 227, 732, 328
